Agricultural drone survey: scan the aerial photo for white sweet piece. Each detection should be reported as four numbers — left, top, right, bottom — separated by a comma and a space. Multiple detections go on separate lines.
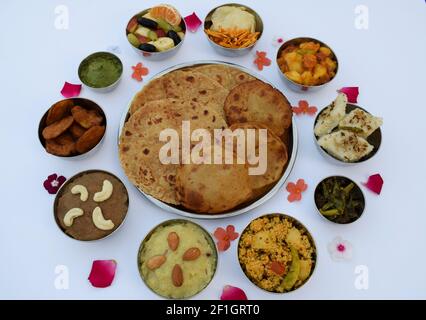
93, 180, 113, 202
92, 206, 114, 231
63, 208, 84, 227
318, 130, 374, 162
339, 108, 383, 138
71, 185, 88, 202
314, 93, 347, 137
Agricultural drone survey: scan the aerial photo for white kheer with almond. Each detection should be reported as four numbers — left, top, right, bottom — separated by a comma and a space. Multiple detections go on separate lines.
140, 222, 216, 299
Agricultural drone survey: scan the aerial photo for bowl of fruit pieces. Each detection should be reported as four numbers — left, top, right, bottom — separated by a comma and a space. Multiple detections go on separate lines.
276, 37, 338, 92
125, 4, 186, 60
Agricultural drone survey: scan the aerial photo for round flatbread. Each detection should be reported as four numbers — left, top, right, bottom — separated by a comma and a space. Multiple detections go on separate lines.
188, 64, 255, 90
176, 144, 252, 213
119, 99, 227, 205
224, 80, 292, 138
130, 70, 229, 118
229, 122, 288, 198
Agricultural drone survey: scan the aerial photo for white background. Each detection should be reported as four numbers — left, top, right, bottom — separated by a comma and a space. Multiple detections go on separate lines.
0, 0, 425, 299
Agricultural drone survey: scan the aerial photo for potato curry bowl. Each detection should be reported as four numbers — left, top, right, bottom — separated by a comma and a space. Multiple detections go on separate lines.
277, 37, 338, 91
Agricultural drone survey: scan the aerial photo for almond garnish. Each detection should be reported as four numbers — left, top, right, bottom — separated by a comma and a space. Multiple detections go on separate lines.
172, 264, 183, 287
182, 247, 201, 261
167, 232, 180, 251
146, 255, 166, 270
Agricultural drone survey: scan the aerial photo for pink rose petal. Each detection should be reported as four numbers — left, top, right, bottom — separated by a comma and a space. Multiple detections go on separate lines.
60, 82, 82, 98
363, 174, 384, 195
338, 87, 359, 103
220, 285, 247, 300
88, 260, 117, 288
184, 12, 202, 33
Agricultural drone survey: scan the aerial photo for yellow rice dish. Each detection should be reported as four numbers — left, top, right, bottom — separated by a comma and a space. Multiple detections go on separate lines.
139, 221, 217, 299
238, 214, 316, 293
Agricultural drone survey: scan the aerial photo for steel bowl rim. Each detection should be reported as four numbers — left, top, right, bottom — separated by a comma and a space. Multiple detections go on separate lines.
136, 218, 218, 299
276, 36, 339, 89
124, 7, 187, 56
313, 103, 382, 165
237, 212, 318, 294
78, 51, 123, 90
117, 60, 298, 220
38, 97, 107, 159
203, 2, 264, 52
53, 169, 130, 242
313, 175, 366, 225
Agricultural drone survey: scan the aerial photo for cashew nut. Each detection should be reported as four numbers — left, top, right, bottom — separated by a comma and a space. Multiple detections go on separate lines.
93, 180, 113, 202
63, 208, 84, 227
92, 206, 114, 230
71, 185, 88, 202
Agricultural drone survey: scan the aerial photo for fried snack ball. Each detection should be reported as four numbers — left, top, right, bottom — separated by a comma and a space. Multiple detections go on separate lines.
76, 125, 105, 154
69, 123, 86, 139
45, 133, 76, 156
42, 116, 74, 140
71, 105, 103, 129
46, 100, 73, 125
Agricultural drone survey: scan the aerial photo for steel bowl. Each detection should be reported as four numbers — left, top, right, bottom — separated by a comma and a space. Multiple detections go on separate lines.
53, 169, 129, 241
314, 175, 366, 224
313, 103, 382, 165
118, 60, 298, 219
276, 37, 339, 92
203, 3, 263, 57
38, 98, 107, 160
78, 51, 123, 93
237, 213, 317, 294
125, 8, 186, 61
137, 219, 218, 299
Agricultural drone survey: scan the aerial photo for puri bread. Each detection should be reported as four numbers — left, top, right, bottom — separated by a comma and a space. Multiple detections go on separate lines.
176, 145, 252, 213
130, 70, 229, 118
224, 80, 292, 138
189, 64, 255, 90
119, 98, 227, 205
229, 122, 288, 197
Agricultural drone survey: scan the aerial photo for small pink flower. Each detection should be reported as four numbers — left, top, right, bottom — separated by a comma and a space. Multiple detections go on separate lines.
286, 179, 308, 202
60, 82, 82, 98
328, 236, 353, 261
88, 260, 117, 288
220, 285, 247, 300
272, 35, 285, 47
184, 12, 202, 33
43, 174, 66, 194
214, 225, 239, 252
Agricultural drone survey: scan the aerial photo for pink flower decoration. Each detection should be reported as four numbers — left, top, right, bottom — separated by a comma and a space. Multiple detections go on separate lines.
338, 87, 359, 103
88, 260, 117, 288
363, 174, 384, 195
328, 236, 353, 261
214, 225, 239, 252
220, 285, 248, 300
43, 174, 66, 194
60, 82, 82, 98
286, 179, 308, 202
184, 12, 202, 33
292, 100, 318, 116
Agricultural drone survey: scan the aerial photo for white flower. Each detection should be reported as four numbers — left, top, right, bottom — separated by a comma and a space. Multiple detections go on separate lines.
272, 35, 285, 47
327, 236, 353, 261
